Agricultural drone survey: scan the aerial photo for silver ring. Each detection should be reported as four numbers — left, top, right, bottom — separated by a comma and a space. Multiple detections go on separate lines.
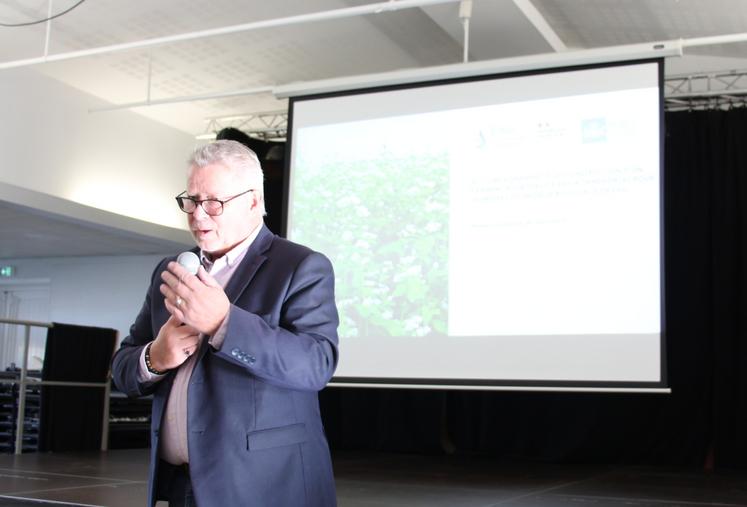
176, 296, 183, 307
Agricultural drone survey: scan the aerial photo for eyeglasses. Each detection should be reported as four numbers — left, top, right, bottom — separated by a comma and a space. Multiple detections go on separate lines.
175, 189, 255, 216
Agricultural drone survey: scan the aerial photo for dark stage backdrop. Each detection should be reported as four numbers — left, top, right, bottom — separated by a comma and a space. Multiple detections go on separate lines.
277, 108, 747, 468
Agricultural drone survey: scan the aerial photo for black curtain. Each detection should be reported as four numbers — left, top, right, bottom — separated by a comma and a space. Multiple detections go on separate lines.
318, 108, 747, 468
39, 323, 117, 452
665, 108, 747, 467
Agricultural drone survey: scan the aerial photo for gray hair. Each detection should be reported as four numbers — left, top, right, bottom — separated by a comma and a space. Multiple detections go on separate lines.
188, 140, 266, 215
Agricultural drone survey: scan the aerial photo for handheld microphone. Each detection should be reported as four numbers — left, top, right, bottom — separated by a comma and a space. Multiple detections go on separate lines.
177, 251, 201, 275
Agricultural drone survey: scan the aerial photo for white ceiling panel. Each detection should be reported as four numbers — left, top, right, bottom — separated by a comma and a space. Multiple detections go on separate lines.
533, 0, 747, 49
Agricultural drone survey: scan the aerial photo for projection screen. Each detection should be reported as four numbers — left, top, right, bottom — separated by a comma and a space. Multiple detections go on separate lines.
285, 59, 666, 390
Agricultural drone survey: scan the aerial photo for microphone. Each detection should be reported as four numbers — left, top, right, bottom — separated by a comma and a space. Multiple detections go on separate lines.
177, 251, 201, 275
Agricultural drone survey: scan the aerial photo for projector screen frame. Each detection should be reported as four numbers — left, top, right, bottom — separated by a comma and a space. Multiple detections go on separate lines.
282, 57, 668, 392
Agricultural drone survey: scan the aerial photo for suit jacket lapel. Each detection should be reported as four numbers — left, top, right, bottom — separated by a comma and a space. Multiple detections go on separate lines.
223, 223, 273, 304
191, 224, 274, 379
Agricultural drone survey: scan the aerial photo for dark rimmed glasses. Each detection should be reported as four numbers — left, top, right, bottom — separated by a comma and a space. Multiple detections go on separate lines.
175, 189, 255, 216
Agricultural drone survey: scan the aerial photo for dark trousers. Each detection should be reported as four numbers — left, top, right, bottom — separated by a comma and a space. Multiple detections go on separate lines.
157, 461, 196, 507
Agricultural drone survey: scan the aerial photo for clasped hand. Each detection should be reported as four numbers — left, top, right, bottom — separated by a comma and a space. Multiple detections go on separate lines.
148, 262, 230, 372
160, 261, 230, 336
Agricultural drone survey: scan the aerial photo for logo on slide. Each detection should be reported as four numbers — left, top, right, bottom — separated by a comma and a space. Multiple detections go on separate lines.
581, 118, 607, 143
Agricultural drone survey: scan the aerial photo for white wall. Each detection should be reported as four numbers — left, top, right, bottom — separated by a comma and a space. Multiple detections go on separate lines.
1, 255, 169, 345
0, 67, 201, 361
0, 68, 196, 230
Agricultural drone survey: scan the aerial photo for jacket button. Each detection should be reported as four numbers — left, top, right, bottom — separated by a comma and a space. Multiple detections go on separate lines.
231, 348, 239, 357
248, 356, 256, 364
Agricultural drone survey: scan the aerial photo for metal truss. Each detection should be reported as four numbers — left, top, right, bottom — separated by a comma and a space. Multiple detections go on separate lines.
665, 69, 747, 111
196, 110, 288, 142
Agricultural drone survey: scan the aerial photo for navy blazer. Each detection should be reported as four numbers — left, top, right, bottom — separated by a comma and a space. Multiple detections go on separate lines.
111, 225, 339, 506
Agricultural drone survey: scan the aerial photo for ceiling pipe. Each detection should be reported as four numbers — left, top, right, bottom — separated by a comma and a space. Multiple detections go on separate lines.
89, 85, 274, 112
0, 0, 461, 70
682, 32, 747, 47
43, 0, 54, 57
459, 0, 473, 63
668, 88, 747, 99
203, 109, 288, 122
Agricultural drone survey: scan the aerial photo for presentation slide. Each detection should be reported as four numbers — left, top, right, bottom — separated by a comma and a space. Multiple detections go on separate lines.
287, 60, 663, 387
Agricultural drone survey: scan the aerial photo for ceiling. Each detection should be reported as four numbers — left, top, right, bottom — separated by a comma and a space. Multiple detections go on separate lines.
3, 0, 747, 137
1, 0, 747, 259
0, 200, 191, 259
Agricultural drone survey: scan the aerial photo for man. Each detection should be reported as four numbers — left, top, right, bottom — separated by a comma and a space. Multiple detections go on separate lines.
111, 140, 339, 506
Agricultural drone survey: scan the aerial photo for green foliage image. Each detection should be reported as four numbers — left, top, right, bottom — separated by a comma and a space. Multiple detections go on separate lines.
291, 151, 449, 339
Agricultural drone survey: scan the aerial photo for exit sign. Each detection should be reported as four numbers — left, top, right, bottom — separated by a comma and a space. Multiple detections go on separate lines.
0, 266, 15, 277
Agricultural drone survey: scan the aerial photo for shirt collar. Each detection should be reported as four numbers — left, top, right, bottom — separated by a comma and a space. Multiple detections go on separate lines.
200, 223, 263, 271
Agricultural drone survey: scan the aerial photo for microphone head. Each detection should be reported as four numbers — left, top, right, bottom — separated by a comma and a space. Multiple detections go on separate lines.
177, 251, 201, 275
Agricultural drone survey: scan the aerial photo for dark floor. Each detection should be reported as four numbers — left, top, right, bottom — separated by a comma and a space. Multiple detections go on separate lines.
0, 449, 744, 506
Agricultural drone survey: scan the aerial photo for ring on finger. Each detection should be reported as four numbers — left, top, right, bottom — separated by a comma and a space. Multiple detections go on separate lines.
176, 296, 183, 307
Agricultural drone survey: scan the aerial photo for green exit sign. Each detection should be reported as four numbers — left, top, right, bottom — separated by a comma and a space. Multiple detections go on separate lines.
0, 266, 15, 277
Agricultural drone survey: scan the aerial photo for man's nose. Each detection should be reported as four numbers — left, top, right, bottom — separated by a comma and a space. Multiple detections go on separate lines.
192, 203, 210, 219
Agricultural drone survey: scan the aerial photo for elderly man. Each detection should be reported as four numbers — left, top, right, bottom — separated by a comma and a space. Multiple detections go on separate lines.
112, 140, 339, 507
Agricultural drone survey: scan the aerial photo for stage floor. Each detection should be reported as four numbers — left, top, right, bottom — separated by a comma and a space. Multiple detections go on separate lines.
0, 449, 744, 506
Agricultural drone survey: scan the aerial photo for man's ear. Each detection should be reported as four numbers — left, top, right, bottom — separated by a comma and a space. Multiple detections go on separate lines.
252, 191, 263, 210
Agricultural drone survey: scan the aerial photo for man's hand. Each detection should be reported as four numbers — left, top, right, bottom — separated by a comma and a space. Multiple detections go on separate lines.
149, 314, 201, 371
160, 261, 230, 336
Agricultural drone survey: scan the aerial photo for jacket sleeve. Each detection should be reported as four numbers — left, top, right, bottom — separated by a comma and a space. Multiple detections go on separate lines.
214, 251, 339, 391
111, 258, 169, 398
